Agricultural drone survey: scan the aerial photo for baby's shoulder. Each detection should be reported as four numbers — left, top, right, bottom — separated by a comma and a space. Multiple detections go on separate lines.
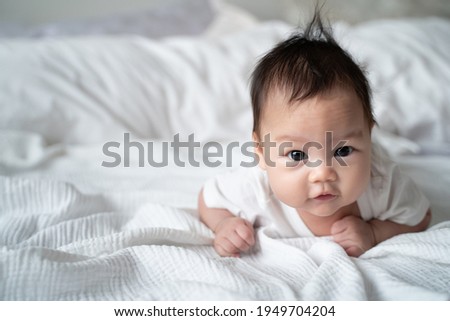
204, 166, 272, 213
232, 166, 271, 193
369, 142, 397, 181
227, 166, 273, 205
366, 141, 423, 203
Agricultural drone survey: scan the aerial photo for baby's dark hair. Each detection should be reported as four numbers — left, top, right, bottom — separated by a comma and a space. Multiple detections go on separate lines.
250, 12, 375, 137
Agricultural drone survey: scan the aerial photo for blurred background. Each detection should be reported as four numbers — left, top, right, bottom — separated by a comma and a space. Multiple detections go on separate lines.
1, 0, 450, 31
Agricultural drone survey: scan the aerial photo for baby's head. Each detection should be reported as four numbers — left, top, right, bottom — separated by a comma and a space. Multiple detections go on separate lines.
250, 14, 376, 217
251, 14, 375, 139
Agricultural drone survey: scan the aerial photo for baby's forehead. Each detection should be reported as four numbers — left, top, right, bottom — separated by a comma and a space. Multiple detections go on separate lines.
258, 86, 371, 133
263, 86, 362, 112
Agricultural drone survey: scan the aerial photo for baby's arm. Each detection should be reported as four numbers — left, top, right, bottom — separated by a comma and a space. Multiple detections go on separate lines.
332, 209, 431, 257
369, 208, 432, 246
198, 189, 255, 257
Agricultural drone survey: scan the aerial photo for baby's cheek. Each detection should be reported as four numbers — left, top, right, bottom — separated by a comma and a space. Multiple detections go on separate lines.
342, 166, 370, 200
274, 183, 306, 208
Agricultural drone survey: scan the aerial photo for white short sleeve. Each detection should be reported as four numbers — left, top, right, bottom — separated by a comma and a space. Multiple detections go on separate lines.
202, 167, 270, 225
358, 145, 430, 226
202, 167, 314, 237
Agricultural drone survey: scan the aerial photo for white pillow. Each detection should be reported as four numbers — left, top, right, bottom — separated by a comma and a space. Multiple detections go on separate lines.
0, 22, 291, 144
341, 18, 450, 146
3, 18, 448, 147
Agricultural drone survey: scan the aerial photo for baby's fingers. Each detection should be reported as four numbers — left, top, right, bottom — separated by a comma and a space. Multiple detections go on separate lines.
213, 219, 255, 257
341, 244, 364, 257
235, 223, 255, 247
228, 231, 252, 252
343, 245, 364, 257
214, 239, 240, 257
334, 236, 366, 257
214, 232, 251, 256
331, 214, 360, 235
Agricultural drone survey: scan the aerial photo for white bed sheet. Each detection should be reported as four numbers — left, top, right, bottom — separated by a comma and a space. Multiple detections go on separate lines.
1, 17, 450, 300
1, 138, 449, 300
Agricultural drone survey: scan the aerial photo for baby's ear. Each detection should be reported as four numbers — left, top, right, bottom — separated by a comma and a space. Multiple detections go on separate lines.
252, 132, 267, 170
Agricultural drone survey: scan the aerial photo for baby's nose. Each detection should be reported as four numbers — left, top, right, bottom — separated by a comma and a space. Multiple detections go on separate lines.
308, 161, 337, 183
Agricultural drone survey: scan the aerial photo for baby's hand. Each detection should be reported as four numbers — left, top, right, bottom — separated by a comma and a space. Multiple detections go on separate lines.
331, 215, 376, 257
213, 216, 255, 257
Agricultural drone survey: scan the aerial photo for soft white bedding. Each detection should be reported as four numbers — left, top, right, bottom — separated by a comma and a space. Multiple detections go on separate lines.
1, 14, 450, 300
0, 0, 216, 39
1, 173, 449, 300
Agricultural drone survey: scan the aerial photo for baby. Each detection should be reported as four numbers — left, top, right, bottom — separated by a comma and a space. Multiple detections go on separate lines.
198, 14, 431, 258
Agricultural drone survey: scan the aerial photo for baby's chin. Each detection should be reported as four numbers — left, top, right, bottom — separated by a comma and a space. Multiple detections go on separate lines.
304, 198, 360, 218
305, 209, 340, 218
301, 201, 349, 218
293, 205, 340, 218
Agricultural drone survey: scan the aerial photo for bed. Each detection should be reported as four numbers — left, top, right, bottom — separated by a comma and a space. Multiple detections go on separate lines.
1, 1, 450, 300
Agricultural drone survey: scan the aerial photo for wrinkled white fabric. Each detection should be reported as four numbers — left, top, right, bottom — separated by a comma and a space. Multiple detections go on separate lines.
1, 18, 450, 300
0, 135, 449, 300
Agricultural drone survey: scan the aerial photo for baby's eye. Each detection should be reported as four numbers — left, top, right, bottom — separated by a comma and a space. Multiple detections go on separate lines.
287, 150, 308, 162
334, 146, 354, 157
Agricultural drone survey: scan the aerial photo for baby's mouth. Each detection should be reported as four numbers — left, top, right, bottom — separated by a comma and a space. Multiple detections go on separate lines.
313, 194, 336, 201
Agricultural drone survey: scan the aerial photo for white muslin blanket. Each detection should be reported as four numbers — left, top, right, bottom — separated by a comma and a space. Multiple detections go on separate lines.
1, 170, 449, 300
1, 17, 450, 300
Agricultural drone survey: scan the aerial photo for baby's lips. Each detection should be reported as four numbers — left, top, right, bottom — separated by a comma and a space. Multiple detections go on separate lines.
313, 193, 337, 201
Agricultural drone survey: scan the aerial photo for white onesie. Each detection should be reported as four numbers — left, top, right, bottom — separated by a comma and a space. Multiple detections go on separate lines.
203, 143, 429, 238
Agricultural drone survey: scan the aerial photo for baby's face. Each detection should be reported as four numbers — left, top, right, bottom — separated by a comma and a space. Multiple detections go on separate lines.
254, 87, 372, 218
